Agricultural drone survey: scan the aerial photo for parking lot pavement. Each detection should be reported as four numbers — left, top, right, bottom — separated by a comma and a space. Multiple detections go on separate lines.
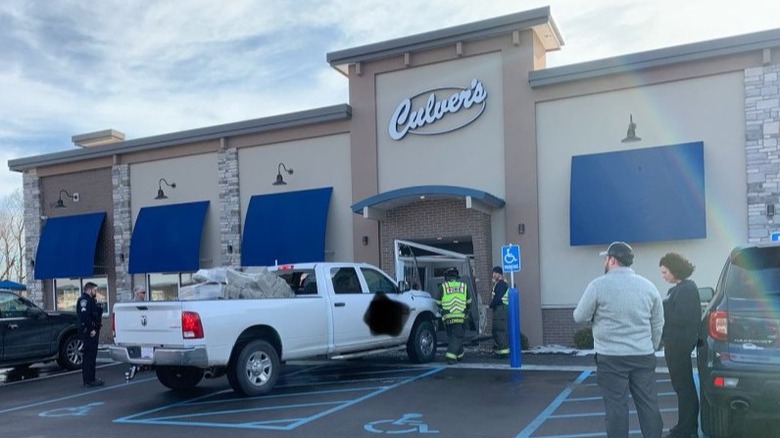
3, 348, 779, 437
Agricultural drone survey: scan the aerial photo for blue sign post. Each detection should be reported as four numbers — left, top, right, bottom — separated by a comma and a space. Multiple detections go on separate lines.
501, 244, 522, 368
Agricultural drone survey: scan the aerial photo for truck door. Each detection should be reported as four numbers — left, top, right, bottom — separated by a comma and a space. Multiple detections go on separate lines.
328, 266, 376, 352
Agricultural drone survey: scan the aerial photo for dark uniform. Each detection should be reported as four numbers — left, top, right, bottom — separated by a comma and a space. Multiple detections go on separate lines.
489, 266, 509, 356
438, 268, 471, 364
77, 283, 104, 387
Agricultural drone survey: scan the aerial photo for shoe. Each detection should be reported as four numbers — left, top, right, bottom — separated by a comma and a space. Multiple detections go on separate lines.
83, 379, 104, 387
447, 359, 457, 365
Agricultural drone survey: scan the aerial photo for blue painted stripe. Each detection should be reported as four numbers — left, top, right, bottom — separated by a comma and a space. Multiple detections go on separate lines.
515, 369, 592, 438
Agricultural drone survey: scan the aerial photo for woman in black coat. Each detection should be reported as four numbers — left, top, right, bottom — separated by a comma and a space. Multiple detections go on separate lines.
659, 253, 701, 438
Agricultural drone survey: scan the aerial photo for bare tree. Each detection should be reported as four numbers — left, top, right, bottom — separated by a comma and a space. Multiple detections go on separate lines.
0, 189, 25, 281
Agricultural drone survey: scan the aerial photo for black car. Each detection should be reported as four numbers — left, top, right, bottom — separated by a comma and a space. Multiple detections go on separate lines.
697, 243, 780, 437
0, 290, 82, 371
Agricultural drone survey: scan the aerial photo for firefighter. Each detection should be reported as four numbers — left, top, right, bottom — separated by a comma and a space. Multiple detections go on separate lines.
438, 268, 471, 364
489, 266, 510, 357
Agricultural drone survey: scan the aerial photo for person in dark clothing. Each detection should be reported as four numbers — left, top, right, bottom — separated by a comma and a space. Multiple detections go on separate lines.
659, 253, 700, 438
489, 266, 509, 357
77, 282, 104, 387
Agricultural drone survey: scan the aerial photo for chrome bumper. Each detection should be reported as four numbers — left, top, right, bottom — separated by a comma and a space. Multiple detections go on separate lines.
108, 345, 209, 367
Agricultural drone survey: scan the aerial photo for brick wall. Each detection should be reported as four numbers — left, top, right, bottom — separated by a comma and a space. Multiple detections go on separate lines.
377, 198, 493, 333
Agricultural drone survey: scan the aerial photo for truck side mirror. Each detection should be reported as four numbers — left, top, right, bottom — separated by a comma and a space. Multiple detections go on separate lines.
398, 280, 411, 292
698, 287, 714, 303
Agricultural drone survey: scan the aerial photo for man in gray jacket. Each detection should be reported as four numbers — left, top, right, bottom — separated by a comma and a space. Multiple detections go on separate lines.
574, 242, 664, 438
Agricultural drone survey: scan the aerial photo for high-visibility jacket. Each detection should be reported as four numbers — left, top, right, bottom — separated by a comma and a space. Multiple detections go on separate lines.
438, 280, 470, 325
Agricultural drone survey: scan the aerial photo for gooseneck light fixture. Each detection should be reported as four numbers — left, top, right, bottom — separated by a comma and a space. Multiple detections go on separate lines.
53, 189, 76, 209
273, 162, 294, 186
155, 178, 176, 200
621, 114, 642, 143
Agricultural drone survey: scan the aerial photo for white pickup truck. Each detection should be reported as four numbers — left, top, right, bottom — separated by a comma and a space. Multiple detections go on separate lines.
109, 262, 440, 396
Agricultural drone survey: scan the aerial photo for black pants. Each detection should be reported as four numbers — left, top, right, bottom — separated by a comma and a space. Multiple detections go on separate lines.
492, 305, 508, 351
81, 334, 99, 384
444, 322, 465, 361
596, 354, 663, 438
664, 338, 699, 436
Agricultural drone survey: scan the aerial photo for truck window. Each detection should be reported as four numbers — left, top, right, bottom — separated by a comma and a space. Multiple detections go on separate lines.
331, 267, 362, 294
361, 268, 398, 294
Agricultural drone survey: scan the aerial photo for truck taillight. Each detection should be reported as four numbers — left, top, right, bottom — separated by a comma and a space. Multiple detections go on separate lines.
708, 310, 728, 341
182, 311, 204, 339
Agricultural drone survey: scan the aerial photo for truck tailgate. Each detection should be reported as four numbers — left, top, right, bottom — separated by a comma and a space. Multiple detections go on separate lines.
113, 301, 186, 345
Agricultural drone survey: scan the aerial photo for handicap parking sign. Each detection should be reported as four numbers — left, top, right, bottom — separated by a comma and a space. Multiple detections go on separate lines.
501, 244, 521, 273
772, 232, 780, 242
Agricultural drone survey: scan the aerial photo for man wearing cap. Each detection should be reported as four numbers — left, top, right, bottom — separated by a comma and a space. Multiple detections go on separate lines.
574, 242, 664, 438
489, 266, 510, 357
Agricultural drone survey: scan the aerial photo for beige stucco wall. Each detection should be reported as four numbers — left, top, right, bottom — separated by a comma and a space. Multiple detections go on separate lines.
129, 153, 221, 268
537, 72, 748, 307
238, 133, 354, 262
375, 52, 506, 197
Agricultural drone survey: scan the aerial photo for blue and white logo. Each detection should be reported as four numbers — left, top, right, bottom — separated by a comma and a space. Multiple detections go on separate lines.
501, 244, 520, 273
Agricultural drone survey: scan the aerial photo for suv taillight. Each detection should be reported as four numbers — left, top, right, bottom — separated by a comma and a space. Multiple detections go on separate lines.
708, 310, 728, 341
182, 311, 204, 339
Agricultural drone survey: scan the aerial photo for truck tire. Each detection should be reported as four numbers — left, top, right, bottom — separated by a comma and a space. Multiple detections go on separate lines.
156, 366, 204, 391
56, 333, 83, 370
406, 319, 436, 363
228, 340, 280, 396
700, 388, 731, 438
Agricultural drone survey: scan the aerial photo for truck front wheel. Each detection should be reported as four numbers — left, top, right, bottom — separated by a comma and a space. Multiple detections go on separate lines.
406, 319, 437, 363
156, 366, 204, 391
228, 340, 280, 396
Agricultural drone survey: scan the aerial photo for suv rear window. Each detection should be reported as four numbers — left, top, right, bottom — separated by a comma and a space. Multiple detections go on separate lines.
725, 246, 780, 299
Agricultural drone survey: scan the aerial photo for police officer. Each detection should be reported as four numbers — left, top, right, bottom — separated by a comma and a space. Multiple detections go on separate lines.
489, 266, 510, 357
77, 282, 104, 387
438, 268, 471, 364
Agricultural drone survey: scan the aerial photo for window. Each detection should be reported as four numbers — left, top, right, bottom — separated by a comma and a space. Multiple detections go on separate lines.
330, 267, 362, 294
147, 272, 199, 301
361, 268, 398, 294
54, 277, 109, 315
0, 292, 33, 318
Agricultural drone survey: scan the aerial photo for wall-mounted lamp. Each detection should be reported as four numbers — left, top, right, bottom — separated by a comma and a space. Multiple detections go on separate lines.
155, 178, 176, 199
273, 162, 294, 186
53, 189, 76, 208
621, 114, 642, 143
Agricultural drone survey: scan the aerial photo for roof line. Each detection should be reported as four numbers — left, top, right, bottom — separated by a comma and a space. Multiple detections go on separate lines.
9, 104, 352, 171
327, 7, 562, 69
529, 27, 780, 88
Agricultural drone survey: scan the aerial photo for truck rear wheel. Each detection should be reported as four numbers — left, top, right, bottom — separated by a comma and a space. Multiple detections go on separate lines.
156, 366, 204, 391
228, 340, 280, 396
406, 319, 436, 363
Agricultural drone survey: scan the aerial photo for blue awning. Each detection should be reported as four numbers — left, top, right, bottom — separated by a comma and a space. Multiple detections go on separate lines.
35, 212, 106, 279
129, 201, 209, 273
242, 187, 333, 266
351, 185, 505, 215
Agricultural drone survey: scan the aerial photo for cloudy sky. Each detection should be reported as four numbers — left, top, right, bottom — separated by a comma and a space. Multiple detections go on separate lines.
2, 0, 779, 198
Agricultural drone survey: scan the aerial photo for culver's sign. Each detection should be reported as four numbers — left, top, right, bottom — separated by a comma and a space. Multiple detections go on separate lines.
388, 78, 487, 141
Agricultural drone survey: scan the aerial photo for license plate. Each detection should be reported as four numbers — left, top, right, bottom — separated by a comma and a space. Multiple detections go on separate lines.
141, 346, 154, 359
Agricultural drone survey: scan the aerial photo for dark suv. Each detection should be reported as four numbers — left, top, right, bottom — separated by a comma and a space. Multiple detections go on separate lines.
0, 290, 82, 371
697, 243, 780, 437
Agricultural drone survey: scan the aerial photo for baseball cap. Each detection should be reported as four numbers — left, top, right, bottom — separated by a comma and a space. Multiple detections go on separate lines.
492, 266, 503, 275
599, 241, 634, 266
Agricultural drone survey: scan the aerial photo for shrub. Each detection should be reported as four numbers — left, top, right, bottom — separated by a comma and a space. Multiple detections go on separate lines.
574, 327, 594, 349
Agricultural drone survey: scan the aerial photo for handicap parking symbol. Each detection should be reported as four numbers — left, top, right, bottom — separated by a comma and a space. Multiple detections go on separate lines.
39, 402, 104, 417
364, 413, 439, 434
501, 244, 520, 273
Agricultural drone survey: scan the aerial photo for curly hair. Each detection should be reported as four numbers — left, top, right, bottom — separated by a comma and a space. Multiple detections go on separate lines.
659, 252, 695, 280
